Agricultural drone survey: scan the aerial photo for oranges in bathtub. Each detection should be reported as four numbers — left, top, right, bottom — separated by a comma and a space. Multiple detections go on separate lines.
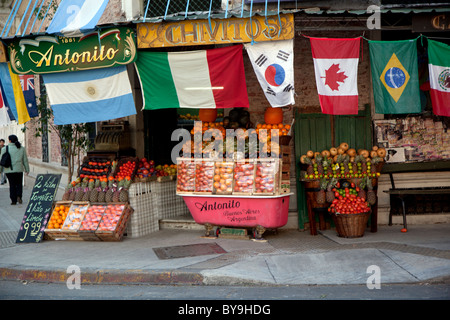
213, 162, 233, 194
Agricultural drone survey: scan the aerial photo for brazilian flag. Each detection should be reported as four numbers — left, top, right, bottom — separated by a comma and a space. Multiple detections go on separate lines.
369, 39, 421, 114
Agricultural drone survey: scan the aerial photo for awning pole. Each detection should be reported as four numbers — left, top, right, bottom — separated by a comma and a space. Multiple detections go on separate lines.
1, 0, 19, 37
3, 0, 23, 38
29, 0, 46, 35
184, 0, 190, 19
37, 0, 54, 33
15, 0, 33, 36
208, 0, 213, 33
143, 0, 151, 22
224, 0, 229, 18
22, 0, 40, 36
164, 0, 171, 20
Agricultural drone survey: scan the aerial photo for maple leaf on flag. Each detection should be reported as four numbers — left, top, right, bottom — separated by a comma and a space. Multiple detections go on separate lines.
322, 63, 348, 91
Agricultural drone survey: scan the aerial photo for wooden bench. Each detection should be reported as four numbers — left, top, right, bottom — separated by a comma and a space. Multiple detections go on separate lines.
382, 161, 450, 229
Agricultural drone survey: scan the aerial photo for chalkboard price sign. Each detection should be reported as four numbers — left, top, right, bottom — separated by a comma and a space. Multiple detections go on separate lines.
16, 174, 61, 243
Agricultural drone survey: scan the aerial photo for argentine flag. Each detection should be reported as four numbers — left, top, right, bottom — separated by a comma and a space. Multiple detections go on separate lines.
42, 66, 136, 125
46, 0, 109, 37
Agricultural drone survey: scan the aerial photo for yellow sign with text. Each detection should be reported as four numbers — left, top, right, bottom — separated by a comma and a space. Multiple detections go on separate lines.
137, 13, 294, 48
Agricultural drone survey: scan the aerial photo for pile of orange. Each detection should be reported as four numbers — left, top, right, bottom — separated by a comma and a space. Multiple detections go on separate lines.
47, 205, 69, 229
256, 123, 291, 136
190, 121, 226, 137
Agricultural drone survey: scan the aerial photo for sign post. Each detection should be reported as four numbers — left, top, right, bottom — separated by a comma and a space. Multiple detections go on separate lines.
16, 174, 61, 243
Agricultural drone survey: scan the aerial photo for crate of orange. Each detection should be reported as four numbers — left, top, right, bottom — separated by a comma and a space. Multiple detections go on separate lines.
94, 203, 134, 241
44, 201, 72, 240
60, 202, 90, 240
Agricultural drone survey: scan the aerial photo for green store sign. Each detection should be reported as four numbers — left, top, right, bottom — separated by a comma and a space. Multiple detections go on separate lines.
8, 27, 136, 74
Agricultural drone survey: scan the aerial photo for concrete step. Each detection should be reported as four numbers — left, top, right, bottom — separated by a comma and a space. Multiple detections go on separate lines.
159, 216, 205, 231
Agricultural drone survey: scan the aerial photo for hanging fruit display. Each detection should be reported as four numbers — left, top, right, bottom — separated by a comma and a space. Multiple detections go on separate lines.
301, 143, 386, 180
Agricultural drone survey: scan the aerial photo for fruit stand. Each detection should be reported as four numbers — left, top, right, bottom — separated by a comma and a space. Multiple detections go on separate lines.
175, 107, 294, 239
44, 155, 184, 241
299, 143, 386, 237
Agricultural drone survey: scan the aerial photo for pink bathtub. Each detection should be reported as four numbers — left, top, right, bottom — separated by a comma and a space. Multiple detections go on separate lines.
180, 193, 292, 238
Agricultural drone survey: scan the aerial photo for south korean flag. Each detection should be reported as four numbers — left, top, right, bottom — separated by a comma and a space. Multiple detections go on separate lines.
245, 39, 295, 107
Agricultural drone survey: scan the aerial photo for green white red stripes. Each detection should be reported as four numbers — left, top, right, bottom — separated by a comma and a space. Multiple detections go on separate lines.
136, 45, 249, 110
427, 39, 450, 117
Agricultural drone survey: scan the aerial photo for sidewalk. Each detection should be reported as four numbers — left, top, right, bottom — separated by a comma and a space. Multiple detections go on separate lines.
1, 185, 450, 286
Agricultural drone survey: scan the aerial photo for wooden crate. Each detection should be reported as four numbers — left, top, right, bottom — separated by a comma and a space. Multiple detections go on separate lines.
59, 202, 90, 240
95, 203, 134, 241
114, 156, 139, 180
44, 201, 72, 240
78, 154, 115, 179
77, 203, 107, 241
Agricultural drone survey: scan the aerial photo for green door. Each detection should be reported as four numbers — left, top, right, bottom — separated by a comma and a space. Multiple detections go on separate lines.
294, 106, 372, 229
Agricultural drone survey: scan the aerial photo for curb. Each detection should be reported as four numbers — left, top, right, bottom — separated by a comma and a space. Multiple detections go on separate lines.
0, 267, 204, 285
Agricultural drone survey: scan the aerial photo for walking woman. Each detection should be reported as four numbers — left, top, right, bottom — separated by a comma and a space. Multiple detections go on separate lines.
0, 135, 29, 205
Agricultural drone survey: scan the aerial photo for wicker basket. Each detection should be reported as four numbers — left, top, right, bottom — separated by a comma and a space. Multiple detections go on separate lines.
331, 211, 371, 238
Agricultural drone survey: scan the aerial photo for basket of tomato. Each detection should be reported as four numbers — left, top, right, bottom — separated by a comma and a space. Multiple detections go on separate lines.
328, 186, 371, 238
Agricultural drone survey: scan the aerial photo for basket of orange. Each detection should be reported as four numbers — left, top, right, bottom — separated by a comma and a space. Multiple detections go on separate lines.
45, 201, 71, 240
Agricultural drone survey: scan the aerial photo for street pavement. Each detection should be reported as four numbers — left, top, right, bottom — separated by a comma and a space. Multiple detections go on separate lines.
1, 184, 450, 287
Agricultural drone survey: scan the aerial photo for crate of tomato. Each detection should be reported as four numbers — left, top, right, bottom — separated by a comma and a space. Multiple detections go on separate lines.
114, 157, 139, 180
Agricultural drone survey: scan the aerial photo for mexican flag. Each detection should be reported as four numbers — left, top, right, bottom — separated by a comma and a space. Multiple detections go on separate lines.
310, 37, 361, 115
427, 39, 450, 117
369, 39, 421, 114
136, 45, 249, 110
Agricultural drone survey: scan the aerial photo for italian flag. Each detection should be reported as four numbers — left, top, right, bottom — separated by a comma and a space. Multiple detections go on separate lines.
310, 37, 361, 115
136, 45, 249, 110
428, 39, 450, 117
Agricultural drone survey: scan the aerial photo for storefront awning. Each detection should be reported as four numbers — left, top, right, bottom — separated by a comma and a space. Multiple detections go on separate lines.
1, 0, 126, 39
2, 0, 450, 40
45, 0, 110, 37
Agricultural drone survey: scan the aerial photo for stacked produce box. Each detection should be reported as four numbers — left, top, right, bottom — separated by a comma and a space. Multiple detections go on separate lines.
45, 201, 133, 241
176, 157, 284, 196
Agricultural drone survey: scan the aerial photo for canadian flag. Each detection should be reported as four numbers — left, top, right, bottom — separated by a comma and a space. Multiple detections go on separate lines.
310, 37, 361, 115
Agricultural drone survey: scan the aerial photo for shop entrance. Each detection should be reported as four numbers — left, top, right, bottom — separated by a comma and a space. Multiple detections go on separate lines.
143, 108, 179, 165
294, 106, 372, 230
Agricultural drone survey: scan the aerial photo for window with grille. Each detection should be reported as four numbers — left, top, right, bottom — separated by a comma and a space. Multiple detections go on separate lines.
143, 0, 222, 18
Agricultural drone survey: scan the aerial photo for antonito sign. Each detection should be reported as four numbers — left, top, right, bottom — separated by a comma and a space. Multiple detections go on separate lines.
8, 27, 137, 75
137, 13, 294, 48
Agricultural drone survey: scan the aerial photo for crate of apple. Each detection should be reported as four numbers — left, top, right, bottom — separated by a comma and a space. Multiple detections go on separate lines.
328, 186, 371, 215
155, 164, 177, 177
